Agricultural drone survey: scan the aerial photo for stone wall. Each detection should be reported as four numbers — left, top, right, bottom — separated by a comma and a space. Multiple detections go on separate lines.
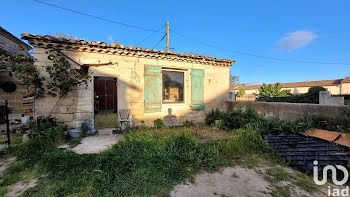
226, 101, 347, 120
33, 48, 230, 128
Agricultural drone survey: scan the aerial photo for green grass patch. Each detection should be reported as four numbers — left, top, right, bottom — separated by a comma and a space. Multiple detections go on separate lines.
265, 167, 292, 183
294, 178, 319, 193
68, 137, 82, 148
272, 186, 291, 197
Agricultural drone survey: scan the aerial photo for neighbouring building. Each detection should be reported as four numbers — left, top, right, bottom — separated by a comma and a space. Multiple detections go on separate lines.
0, 27, 32, 121
231, 77, 350, 98
22, 33, 235, 129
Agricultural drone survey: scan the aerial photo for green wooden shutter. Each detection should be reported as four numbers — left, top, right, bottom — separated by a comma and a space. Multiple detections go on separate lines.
144, 65, 162, 113
191, 69, 205, 110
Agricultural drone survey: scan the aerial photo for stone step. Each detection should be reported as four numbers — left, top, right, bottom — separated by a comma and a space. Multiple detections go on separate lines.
98, 129, 114, 135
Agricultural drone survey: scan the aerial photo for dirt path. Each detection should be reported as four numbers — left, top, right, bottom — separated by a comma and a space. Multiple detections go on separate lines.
71, 134, 123, 154
0, 157, 16, 177
171, 165, 332, 197
5, 178, 38, 197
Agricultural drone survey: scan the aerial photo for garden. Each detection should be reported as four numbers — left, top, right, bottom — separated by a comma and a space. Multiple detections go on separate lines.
1, 105, 349, 197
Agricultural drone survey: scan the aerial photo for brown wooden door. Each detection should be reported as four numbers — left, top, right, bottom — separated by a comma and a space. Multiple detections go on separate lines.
94, 77, 118, 114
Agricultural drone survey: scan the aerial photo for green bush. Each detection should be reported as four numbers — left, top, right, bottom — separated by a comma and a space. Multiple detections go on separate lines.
154, 119, 165, 128
218, 105, 261, 130
205, 109, 223, 126
257, 86, 327, 104
236, 88, 245, 97
30, 116, 67, 143
226, 125, 272, 156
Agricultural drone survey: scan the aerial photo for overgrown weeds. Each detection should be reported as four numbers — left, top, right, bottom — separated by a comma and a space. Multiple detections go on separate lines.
206, 105, 350, 134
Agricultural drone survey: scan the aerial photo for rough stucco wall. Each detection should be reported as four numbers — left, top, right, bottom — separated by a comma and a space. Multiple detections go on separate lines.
33, 48, 230, 128
227, 101, 346, 120
341, 83, 350, 94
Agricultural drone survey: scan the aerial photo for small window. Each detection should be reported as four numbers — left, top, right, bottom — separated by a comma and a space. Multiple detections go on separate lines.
162, 71, 184, 103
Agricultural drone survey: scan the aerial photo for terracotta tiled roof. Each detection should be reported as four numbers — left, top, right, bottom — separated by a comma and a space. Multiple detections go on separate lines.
0, 27, 32, 50
341, 77, 350, 84
21, 33, 235, 67
232, 78, 346, 91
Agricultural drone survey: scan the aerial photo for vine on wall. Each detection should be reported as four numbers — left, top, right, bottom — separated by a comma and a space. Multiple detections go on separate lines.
46, 50, 91, 115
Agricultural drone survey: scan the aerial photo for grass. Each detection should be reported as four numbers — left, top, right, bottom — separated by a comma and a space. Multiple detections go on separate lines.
0, 129, 235, 196
295, 178, 319, 193
265, 167, 292, 183
272, 186, 291, 197
0, 121, 321, 196
68, 137, 82, 148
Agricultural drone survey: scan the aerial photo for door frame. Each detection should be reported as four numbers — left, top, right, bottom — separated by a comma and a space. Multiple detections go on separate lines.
93, 76, 118, 114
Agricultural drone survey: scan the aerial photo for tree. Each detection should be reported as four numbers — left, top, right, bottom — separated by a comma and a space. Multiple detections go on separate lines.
236, 88, 245, 97
230, 75, 240, 85
257, 83, 291, 98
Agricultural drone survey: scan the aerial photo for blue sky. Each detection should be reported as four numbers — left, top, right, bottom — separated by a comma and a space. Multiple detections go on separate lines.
2, 0, 350, 84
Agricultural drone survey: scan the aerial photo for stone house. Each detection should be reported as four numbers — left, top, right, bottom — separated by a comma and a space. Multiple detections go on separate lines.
22, 33, 235, 129
0, 27, 32, 120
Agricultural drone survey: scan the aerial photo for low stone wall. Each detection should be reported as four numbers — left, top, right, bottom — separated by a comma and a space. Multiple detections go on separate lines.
226, 101, 347, 120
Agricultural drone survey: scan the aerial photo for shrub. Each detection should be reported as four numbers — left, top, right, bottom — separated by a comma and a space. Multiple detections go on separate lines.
218, 105, 262, 131
30, 116, 67, 143
236, 88, 245, 97
307, 86, 326, 95
205, 109, 223, 126
256, 83, 291, 98
154, 119, 165, 128
257, 86, 327, 104
225, 125, 272, 156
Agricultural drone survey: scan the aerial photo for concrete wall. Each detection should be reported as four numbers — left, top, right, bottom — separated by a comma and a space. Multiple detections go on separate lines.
33, 48, 230, 128
226, 101, 347, 120
319, 91, 344, 106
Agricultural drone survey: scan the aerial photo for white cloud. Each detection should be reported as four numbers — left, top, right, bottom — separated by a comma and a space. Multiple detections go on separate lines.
277, 31, 318, 51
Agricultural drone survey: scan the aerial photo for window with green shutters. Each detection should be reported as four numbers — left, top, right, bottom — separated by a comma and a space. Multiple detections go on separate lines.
144, 66, 205, 112
191, 69, 205, 110
144, 65, 162, 113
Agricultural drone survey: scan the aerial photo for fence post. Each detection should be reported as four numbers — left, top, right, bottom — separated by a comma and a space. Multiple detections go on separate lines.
5, 100, 10, 145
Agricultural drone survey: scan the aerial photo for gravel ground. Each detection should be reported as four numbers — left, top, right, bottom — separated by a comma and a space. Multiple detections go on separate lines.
71, 134, 124, 154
